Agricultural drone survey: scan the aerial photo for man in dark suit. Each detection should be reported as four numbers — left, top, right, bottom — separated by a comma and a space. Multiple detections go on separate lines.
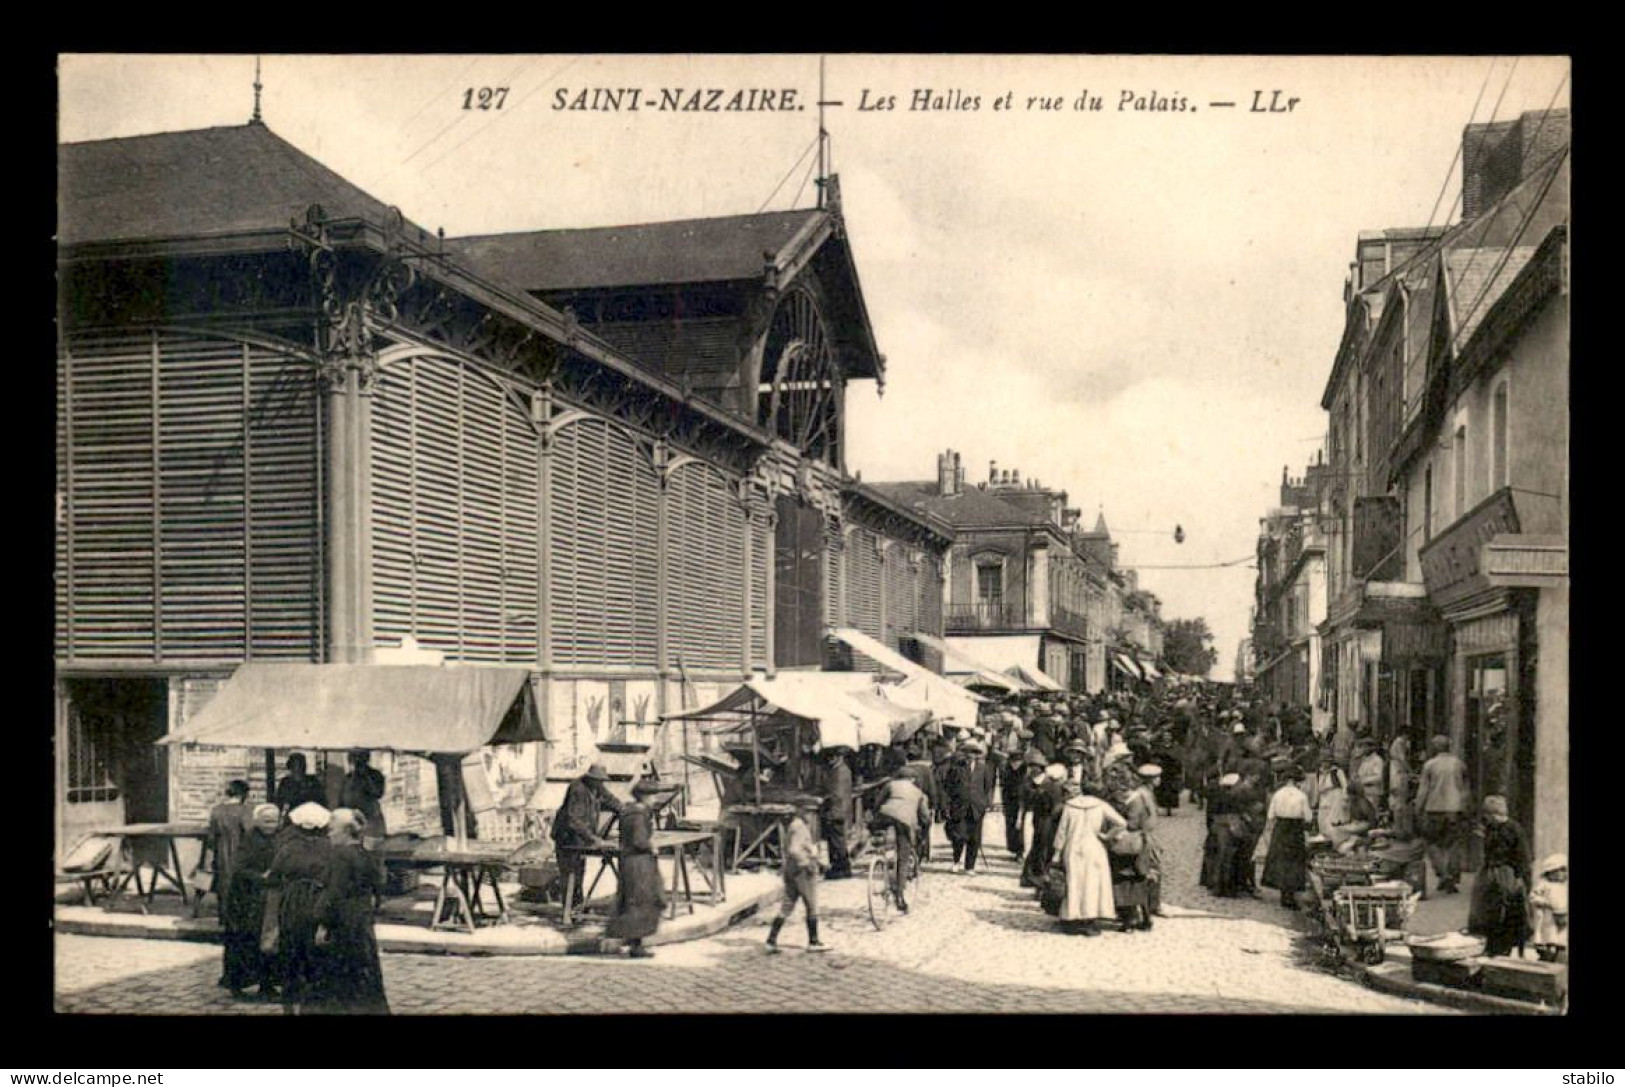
819, 748, 854, 879
943, 740, 999, 874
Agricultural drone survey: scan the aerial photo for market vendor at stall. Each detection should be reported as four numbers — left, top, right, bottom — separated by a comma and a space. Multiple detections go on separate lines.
551, 762, 623, 911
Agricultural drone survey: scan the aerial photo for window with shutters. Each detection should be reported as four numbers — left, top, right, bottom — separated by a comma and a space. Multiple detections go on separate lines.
58, 331, 321, 663
917, 553, 943, 636
371, 355, 543, 664
846, 527, 883, 645
668, 465, 747, 675
773, 495, 826, 668
823, 537, 844, 631
547, 417, 660, 670
883, 547, 914, 651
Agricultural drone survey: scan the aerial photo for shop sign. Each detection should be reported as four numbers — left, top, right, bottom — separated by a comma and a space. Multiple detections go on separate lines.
1418, 488, 1520, 602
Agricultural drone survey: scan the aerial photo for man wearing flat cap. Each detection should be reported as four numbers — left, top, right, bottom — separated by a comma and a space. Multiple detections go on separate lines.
551, 762, 623, 911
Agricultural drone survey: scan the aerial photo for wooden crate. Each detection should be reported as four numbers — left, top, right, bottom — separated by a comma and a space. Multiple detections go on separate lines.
1478, 958, 1567, 1005
1411, 956, 1483, 990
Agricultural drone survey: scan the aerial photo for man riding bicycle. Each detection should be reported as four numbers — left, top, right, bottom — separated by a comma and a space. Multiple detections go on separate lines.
875, 763, 932, 913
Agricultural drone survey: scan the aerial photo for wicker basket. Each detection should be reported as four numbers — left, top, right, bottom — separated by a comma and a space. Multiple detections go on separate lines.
1407, 933, 1487, 962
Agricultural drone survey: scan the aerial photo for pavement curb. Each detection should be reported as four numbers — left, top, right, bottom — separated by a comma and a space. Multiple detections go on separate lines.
54, 882, 783, 958
1354, 955, 1565, 1016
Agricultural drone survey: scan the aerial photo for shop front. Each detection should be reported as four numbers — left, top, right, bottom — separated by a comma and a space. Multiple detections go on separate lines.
1421, 489, 1568, 859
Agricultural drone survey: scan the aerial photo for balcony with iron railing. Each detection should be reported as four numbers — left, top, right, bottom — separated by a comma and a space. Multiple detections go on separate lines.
945, 600, 1091, 640
946, 601, 1027, 632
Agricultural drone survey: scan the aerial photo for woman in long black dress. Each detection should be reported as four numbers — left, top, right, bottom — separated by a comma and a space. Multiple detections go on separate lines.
1201, 773, 1242, 894
606, 782, 665, 959
263, 802, 334, 1015
312, 808, 390, 1014
1259, 761, 1313, 910
221, 803, 280, 998
1468, 795, 1532, 958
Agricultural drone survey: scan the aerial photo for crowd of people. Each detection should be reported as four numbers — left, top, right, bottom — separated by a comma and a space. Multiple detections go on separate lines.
200, 751, 391, 1014
890, 682, 1565, 962
193, 686, 1565, 1008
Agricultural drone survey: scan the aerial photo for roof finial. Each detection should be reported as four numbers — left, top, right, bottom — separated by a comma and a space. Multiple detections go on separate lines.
814, 55, 834, 210
251, 55, 264, 124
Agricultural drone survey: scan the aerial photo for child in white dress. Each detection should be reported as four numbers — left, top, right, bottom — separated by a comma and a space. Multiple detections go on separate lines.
1529, 853, 1568, 963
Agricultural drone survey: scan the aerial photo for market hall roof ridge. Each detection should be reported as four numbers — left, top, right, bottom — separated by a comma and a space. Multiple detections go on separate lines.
444, 209, 824, 293
57, 122, 435, 247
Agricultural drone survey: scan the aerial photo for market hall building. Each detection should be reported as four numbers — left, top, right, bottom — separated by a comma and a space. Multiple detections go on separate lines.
54, 120, 951, 852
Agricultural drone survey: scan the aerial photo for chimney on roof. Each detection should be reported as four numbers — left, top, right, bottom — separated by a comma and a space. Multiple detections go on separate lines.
989, 460, 998, 485
1012, 468, 1021, 487
937, 449, 957, 497
954, 452, 964, 494
1462, 109, 1571, 220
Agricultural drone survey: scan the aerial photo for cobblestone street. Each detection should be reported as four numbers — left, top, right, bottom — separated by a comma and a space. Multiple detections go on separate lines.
56, 798, 1451, 1015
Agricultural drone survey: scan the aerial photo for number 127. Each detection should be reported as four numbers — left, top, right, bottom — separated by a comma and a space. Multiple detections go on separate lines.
463, 87, 509, 110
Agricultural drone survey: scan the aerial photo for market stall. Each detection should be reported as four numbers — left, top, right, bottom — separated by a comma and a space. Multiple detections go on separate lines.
663, 672, 934, 869
158, 662, 548, 931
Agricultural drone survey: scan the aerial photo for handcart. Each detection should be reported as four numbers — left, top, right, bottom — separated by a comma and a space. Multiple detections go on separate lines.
1307, 853, 1417, 965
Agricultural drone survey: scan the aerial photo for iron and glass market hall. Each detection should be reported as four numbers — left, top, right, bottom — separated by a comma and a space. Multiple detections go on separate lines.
55, 120, 951, 844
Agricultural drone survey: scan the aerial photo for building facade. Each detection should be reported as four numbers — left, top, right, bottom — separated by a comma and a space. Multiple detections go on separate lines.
55, 122, 949, 850
1307, 108, 1568, 859
1252, 466, 1329, 731
871, 451, 1160, 693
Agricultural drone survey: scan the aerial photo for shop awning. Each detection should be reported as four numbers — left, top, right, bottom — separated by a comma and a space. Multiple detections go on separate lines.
665, 672, 924, 750
159, 663, 546, 754
1140, 661, 1163, 681
828, 628, 986, 723
1110, 652, 1143, 681
1005, 663, 1064, 691
907, 631, 1026, 692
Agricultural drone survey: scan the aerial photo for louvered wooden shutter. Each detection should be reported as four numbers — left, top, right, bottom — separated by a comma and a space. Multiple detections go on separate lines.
668, 466, 745, 675
158, 338, 246, 658
748, 511, 770, 668
59, 331, 320, 663
62, 333, 158, 659
245, 345, 322, 657
547, 418, 658, 670
883, 547, 910, 651
847, 529, 883, 667
918, 554, 943, 636
370, 355, 543, 663
824, 535, 844, 630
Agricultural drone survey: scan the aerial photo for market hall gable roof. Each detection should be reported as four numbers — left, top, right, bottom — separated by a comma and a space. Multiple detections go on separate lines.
444, 202, 885, 435
58, 122, 433, 247
448, 210, 822, 292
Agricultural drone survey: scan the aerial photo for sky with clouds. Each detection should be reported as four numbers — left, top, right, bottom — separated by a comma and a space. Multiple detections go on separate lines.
58, 54, 1570, 679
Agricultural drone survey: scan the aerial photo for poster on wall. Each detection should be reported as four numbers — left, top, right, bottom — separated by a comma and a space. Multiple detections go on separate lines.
546, 678, 611, 780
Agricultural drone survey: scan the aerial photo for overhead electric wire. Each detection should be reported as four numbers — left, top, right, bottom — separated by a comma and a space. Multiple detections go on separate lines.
789, 149, 821, 209
1444, 72, 1571, 357
1435, 56, 1528, 304
402, 55, 540, 167
401, 56, 482, 129
1376, 56, 1502, 289
1131, 554, 1257, 571
756, 136, 820, 214
420, 55, 583, 172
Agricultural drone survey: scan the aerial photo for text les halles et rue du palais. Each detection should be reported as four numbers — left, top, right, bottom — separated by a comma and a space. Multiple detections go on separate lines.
550, 86, 1302, 114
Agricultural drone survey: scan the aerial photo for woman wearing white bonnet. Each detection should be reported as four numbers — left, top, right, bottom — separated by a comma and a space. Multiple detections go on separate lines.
263, 801, 334, 1013
287, 801, 332, 831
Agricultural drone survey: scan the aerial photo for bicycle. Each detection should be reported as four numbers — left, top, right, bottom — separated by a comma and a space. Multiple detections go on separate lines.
865, 821, 925, 930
